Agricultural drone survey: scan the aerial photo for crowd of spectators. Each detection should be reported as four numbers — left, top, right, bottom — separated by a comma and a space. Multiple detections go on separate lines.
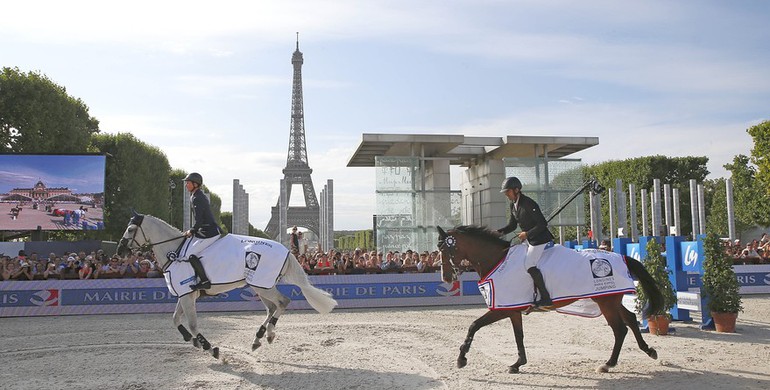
3, 232, 768, 282
293, 247, 459, 275
725, 233, 770, 264
0, 249, 163, 281
0, 245, 453, 281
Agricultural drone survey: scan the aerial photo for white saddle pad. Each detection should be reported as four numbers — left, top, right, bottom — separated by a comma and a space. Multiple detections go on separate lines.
164, 234, 289, 297
477, 244, 636, 317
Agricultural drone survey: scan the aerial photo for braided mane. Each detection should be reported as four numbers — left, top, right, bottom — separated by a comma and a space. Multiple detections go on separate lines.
452, 225, 510, 247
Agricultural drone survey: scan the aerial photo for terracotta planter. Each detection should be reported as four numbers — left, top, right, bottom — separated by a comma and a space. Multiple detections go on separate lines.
711, 311, 738, 333
647, 315, 671, 336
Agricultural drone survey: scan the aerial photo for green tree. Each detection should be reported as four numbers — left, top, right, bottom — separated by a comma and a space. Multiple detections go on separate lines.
220, 211, 233, 234
249, 225, 269, 238
91, 133, 171, 240
723, 155, 767, 232
168, 169, 187, 230
0, 67, 99, 152
704, 178, 728, 237
748, 120, 770, 191
744, 120, 770, 226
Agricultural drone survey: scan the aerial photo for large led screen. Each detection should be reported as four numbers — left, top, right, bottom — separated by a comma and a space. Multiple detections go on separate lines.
0, 154, 106, 231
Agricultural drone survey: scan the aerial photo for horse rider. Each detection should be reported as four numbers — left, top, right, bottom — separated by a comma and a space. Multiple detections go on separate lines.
178, 172, 222, 291
497, 176, 554, 308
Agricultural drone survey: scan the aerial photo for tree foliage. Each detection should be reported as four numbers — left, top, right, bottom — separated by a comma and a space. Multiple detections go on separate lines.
748, 120, 770, 191
168, 169, 187, 230
91, 133, 171, 240
704, 178, 728, 236
635, 238, 676, 318
220, 211, 269, 238
0, 67, 99, 152
702, 233, 743, 313
723, 154, 770, 230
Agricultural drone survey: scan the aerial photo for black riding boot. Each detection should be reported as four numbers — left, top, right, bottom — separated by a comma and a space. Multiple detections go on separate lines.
189, 255, 211, 291
527, 267, 553, 307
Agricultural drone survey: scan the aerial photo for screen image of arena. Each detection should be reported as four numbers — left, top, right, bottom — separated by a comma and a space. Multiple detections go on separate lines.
0, 154, 106, 231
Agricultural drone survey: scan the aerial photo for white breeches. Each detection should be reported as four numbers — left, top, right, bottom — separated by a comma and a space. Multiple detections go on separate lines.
179, 236, 219, 260
524, 241, 547, 269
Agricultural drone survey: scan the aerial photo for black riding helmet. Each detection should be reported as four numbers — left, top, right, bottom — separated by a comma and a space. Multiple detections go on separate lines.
500, 176, 522, 192
184, 172, 203, 186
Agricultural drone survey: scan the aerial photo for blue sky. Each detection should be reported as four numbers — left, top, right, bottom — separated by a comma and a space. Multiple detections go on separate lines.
0, 155, 106, 193
2, 1, 768, 230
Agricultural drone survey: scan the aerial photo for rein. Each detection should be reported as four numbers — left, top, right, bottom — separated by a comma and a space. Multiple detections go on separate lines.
122, 223, 186, 253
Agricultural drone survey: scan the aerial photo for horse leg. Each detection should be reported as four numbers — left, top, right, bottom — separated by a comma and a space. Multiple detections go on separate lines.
508, 311, 527, 373
595, 296, 628, 373
258, 287, 291, 344
251, 288, 277, 351
173, 300, 193, 342
182, 293, 220, 359
457, 310, 510, 370
621, 306, 658, 360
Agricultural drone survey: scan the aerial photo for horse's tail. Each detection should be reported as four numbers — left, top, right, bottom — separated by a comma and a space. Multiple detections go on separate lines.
283, 253, 338, 314
624, 255, 664, 317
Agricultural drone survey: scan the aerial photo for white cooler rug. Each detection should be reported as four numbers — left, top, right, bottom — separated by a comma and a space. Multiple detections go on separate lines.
164, 234, 289, 297
477, 244, 637, 317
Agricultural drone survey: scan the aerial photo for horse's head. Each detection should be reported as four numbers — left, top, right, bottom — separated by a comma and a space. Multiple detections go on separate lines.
116, 210, 146, 257
437, 226, 463, 283
437, 225, 511, 283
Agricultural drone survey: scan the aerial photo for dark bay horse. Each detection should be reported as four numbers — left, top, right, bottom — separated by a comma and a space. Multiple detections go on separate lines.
437, 225, 663, 373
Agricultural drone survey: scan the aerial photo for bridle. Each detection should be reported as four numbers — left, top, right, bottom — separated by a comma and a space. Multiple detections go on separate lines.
118, 215, 185, 254
438, 234, 463, 278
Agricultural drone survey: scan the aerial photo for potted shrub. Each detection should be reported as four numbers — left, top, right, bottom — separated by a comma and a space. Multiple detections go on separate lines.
702, 233, 743, 332
636, 237, 677, 335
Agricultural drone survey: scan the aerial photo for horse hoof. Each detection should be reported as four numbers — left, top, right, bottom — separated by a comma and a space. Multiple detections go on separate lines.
267, 335, 275, 344
212, 347, 220, 359
648, 347, 658, 360
457, 357, 467, 369
252, 341, 261, 351
508, 365, 520, 374
596, 364, 610, 373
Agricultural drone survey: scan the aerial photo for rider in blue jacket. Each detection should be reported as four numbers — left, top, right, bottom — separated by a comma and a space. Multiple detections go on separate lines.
178, 172, 221, 290
497, 176, 554, 308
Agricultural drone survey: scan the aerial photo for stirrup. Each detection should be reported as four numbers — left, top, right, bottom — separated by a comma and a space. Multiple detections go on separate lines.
191, 280, 211, 291
524, 298, 553, 315
534, 297, 553, 307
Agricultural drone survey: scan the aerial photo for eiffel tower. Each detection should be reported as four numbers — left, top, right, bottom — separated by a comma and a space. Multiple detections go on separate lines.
265, 34, 320, 239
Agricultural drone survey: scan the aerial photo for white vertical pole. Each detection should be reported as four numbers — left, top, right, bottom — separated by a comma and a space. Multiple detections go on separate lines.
663, 184, 673, 236
629, 183, 638, 241
641, 188, 648, 237
652, 179, 662, 236
616, 179, 627, 237
673, 188, 681, 236
698, 184, 707, 235
690, 179, 699, 239
608, 187, 616, 242
726, 178, 736, 242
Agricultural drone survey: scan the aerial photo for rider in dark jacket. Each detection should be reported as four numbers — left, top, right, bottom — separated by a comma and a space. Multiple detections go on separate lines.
179, 172, 222, 290
497, 176, 554, 308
